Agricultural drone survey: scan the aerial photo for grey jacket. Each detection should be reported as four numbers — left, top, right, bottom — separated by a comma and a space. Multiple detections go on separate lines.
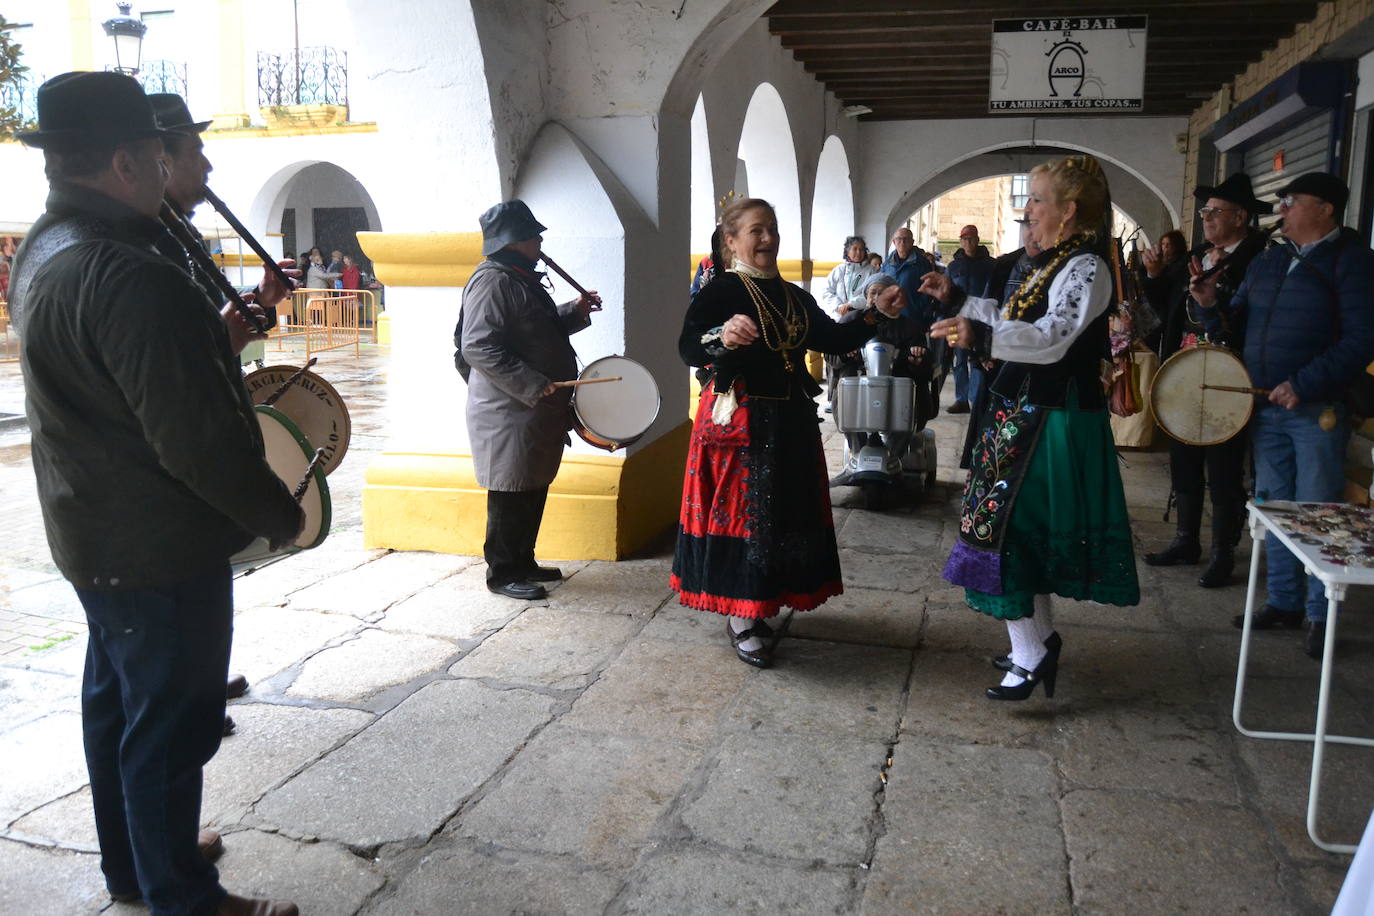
13, 184, 302, 590
461, 259, 590, 491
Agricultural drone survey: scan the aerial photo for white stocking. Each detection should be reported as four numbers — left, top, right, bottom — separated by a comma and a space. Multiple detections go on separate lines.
730, 615, 764, 653
1001, 616, 1048, 687
1031, 594, 1056, 644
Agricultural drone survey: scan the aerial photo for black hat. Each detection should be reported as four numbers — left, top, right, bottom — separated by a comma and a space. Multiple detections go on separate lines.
1194, 173, 1273, 216
148, 93, 212, 134
15, 71, 171, 150
1276, 172, 1349, 213
479, 200, 547, 256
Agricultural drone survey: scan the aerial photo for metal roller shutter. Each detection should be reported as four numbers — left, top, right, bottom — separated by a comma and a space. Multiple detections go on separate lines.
1243, 111, 1334, 226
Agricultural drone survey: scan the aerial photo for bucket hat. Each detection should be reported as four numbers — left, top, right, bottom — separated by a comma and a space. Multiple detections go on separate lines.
479, 200, 547, 256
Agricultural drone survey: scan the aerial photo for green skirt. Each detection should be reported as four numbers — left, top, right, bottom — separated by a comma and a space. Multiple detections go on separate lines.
965, 404, 1140, 619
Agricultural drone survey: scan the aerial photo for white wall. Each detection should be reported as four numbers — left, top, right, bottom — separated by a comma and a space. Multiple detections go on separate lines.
810, 135, 857, 265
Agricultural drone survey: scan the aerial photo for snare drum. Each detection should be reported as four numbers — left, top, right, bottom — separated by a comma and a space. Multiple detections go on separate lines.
231, 405, 331, 576
1150, 344, 1254, 446
243, 365, 351, 475
572, 355, 661, 451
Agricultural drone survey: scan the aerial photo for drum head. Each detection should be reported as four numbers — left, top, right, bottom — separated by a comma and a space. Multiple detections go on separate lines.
574, 356, 661, 448
243, 365, 351, 475
1150, 345, 1254, 446
231, 406, 331, 574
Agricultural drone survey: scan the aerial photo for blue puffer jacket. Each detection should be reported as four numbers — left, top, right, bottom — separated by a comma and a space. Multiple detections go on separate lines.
882, 250, 940, 331
1219, 228, 1374, 401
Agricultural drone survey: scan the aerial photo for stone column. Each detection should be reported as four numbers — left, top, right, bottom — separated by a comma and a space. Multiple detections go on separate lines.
212, 0, 252, 129
68, 0, 93, 70
355, 232, 689, 562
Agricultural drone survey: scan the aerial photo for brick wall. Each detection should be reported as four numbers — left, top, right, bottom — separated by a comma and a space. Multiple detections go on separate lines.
1181, 0, 1373, 243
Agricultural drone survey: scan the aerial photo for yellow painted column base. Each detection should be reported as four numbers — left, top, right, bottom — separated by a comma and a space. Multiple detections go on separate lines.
375, 312, 391, 345
362, 419, 690, 560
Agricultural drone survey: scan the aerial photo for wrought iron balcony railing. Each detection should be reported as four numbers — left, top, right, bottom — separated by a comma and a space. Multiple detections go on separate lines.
0, 71, 41, 128
257, 46, 348, 108
137, 59, 188, 97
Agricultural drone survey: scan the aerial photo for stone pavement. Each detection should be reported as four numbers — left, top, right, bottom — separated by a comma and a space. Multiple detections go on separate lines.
1, 346, 1372, 915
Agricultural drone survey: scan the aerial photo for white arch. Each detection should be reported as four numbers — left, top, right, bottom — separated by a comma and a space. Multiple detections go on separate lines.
248, 160, 380, 255
886, 148, 1175, 247
690, 95, 718, 260
809, 135, 857, 266
737, 83, 803, 260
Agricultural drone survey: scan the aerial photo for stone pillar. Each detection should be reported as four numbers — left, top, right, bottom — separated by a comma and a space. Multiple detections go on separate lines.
355, 231, 689, 562
213, 0, 252, 129
68, 0, 93, 70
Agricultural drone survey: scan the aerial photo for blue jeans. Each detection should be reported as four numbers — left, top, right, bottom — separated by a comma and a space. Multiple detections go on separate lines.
1252, 404, 1352, 621
953, 348, 983, 404
76, 567, 232, 915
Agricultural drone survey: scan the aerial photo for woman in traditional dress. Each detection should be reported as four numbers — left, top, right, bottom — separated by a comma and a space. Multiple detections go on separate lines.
921, 155, 1140, 701
672, 198, 903, 668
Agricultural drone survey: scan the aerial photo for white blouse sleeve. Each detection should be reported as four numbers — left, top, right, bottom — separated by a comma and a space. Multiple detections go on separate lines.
988, 254, 1111, 365
957, 295, 1002, 325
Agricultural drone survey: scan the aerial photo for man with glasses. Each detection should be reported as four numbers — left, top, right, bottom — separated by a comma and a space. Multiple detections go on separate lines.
1193, 171, 1374, 658
881, 226, 942, 401
1146, 174, 1270, 590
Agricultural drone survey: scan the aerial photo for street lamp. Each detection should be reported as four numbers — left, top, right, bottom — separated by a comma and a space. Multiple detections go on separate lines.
102, 2, 147, 76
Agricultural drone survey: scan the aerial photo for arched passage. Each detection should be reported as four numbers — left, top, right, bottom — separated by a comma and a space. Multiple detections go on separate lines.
250, 161, 382, 270
887, 147, 1175, 245
737, 83, 803, 262
690, 94, 718, 262
809, 135, 857, 268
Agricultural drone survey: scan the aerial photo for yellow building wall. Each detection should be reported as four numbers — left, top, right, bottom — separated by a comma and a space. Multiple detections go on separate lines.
356, 231, 688, 559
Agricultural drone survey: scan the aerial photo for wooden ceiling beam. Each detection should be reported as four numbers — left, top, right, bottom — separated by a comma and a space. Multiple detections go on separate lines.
767, 0, 1314, 16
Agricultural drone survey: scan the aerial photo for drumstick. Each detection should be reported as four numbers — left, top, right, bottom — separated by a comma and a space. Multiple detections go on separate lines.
292, 449, 328, 503
1199, 384, 1271, 395
552, 376, 623, 388
263, 358, 319, 406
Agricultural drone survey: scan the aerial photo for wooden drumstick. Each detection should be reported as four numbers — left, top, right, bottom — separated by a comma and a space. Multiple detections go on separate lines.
552, 376, 623, 388
292, 449, 328, 503
264, 358, 319, 406
1199, 383, 1271, 395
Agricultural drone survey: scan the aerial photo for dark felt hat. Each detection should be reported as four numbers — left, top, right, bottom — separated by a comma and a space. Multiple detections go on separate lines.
479, 200, 547, 256
1193, 173, 1273, 216
1276, 172, 1349, 212
15, 71, 171, 150
148, 93, 212, 133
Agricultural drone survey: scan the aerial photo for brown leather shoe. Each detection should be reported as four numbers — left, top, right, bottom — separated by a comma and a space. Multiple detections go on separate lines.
226, 673, 249, 699
215, 894, 300, 916
198, 828, 224, 862
109, 831, 224, 902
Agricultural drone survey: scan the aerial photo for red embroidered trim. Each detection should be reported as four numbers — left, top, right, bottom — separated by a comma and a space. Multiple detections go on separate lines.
669, 574, 843, 618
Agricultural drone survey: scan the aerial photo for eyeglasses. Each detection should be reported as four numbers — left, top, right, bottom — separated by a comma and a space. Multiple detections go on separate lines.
1197, 206, 1240, 219
1278, 196, 1303, 209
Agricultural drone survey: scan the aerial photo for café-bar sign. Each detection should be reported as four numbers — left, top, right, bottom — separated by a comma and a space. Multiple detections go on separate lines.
990, 16, 1148, 114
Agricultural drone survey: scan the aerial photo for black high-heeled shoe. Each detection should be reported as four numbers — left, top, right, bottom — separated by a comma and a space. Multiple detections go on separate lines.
986, 651, 1058, 701
991, 630, 1062, 671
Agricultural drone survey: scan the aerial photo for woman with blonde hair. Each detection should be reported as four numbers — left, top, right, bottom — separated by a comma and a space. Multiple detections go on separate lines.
921, 156, 1140, 700
673, 198, 903, 667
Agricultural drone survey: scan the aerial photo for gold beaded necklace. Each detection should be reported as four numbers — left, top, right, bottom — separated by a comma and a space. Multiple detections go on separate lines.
736, 273, 808, 372
1002, 234, 1084, 322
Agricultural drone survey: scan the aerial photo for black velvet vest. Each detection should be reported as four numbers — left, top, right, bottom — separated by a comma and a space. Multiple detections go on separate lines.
988, 244, 1110, 410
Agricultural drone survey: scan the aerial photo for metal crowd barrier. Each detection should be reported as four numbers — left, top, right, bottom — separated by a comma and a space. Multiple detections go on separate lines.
272, 287, 378, 358
0, 301, 16, 364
